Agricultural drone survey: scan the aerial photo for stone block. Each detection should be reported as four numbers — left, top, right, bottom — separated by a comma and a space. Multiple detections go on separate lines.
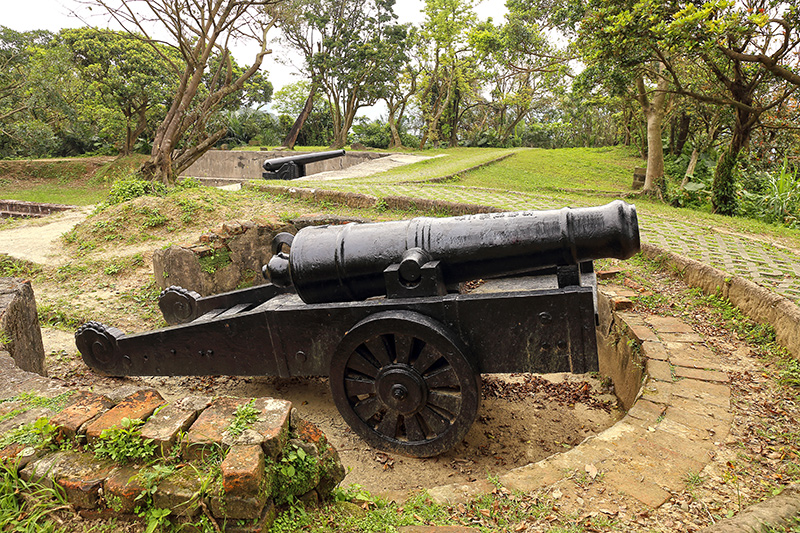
316, 444, 346, 498
665, 344, 724, 371
0, 406, 55, 435
222, 397, 292, 459
645, 427, 714, 465
85, 389, 165, 444
21, 450, 115, 509
0, 278, 46, 376
140, 395, 211, 456
104, 465, 145, 514
152, 466, 203, 518
674, 367, 729, 383
627, 324, 658, 343
657, 332, 705, 343
209, 483, 268, 520
220, 500, 277, 533
499, 460, 563, 493
640, 340, 669, 361
610, 296, 634, 310
646, 359, 673, 382
0, 442, 41, 470
222, 445, 265, 496
626, 399, 666, 423
665, 404, 731, 441
640, 380, 674, 405
644, 316, 695, 334
183, 396, 248, 461
50, 391, 115, 440
602, 464, 671, 508
672, 378, 731, 408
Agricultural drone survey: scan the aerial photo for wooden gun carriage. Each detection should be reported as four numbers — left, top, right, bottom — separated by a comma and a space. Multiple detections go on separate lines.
76, 201, 640, 457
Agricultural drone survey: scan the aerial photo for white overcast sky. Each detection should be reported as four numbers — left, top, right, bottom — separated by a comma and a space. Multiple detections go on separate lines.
3, 0, 506, 118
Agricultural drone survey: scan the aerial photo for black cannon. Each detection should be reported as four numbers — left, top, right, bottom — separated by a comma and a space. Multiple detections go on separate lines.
76, 200, 640, 457
262, 149, 346, 180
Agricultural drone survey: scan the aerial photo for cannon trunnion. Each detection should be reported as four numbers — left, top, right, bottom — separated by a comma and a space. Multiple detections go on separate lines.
76, 201, 640, 457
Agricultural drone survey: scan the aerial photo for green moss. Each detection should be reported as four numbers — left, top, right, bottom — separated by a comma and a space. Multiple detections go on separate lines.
199, 248, 232, 274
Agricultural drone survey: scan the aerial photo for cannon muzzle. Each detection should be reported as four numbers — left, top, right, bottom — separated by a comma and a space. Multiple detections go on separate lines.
266, 200, 640, 304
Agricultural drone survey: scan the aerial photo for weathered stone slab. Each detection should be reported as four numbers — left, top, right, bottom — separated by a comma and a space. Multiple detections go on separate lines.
646, 359, 673, 382
674, 367, 729, 383
222, 397, 292, 459
645, 316, 695, 334
104, 465, 145, 514
50, 391, 115, 440
85, 389, 165, 444
183, 396, 248, 461
140, 395, 211, 456
0, 278, 45, 376
152, 466, 203, 518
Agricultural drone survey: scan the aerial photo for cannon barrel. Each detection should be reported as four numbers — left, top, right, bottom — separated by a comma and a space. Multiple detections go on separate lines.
262, 149, 346, 171
266, 200, 640, 304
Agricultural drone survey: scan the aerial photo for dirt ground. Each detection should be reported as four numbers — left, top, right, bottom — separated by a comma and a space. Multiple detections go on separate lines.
42, 326, 620, 497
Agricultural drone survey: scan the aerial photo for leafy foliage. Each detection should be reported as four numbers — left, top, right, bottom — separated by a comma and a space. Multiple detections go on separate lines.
92, 417, 157, 464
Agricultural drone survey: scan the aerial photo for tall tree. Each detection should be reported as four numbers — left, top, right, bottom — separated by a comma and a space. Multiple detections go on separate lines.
660, 0, 800, 214
416, 0, 478, 149
578, 0, 676, 194
276, 0, 413, 149
468, 0, 571, 146
92, 0, 280, 184
61, 28, 177, 155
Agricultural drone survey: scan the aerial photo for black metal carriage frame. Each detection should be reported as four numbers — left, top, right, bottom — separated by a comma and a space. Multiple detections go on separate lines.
77, 265, 597, 457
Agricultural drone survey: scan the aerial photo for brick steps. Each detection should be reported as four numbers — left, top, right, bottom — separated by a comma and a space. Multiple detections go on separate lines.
0, 355, 345, 531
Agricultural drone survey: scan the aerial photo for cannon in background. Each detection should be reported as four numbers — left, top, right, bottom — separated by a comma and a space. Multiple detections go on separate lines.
76, 200, 640, 457
262, 149, 346, 180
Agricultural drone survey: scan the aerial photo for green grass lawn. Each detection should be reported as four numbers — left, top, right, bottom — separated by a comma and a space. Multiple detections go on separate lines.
457, 146, 640, 193
0, 183, 110, 205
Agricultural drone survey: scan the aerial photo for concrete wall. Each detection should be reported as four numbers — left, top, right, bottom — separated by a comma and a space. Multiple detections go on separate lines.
180, 150, 387, 180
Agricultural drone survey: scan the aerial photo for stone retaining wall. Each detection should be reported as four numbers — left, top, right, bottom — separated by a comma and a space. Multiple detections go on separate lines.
0, 199, 76, 218
153, 215, 370, 296
181, 150, 387, 181
0, 279, 345, 531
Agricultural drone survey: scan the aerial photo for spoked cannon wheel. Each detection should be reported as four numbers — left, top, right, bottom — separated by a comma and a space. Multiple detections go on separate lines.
330, 311, 480, 457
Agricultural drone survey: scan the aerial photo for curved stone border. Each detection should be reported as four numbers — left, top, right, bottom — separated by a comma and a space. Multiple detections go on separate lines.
427, 283, 732, 510
640, 242, 800, 360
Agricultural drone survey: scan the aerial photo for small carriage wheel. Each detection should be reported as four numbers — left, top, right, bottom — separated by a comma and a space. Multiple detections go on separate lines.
158, 286, 201, 325
75, 321, 125, 375
330, 311, 480, 457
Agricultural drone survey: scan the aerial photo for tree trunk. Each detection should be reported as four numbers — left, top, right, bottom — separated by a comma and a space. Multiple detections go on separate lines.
681, 148, 699, 187
644, 109, 665, 192
712, 127, 749, 215
674, 111, 690, 155
282, 84, 317, 150
387, 103, 403, 149
636, 68, 669, 193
